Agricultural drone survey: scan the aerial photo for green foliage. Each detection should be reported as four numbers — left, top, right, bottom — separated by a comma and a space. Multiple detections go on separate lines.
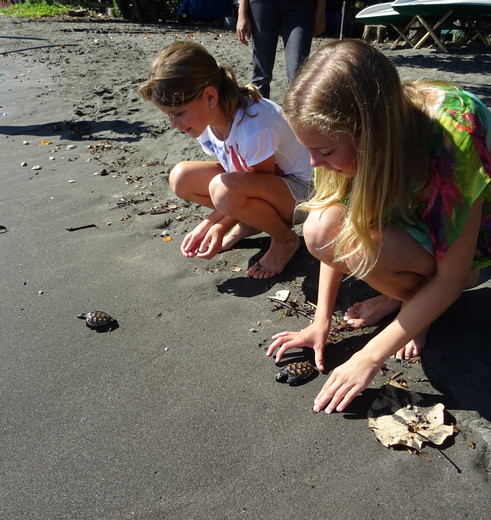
111, 0, 121, 17
0, 1, 75, 18
0, 0, 193, 21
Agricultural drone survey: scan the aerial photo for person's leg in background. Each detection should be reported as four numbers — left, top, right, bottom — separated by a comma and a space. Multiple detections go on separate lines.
281, 0, 316, 84
248, 0, 281, 98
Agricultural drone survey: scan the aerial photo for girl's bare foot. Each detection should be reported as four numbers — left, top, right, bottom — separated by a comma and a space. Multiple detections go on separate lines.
347, 297, 428, 359
247, 234, 300, 279
344, 295, 402, 328
392, 328, 429, 360
221, 222, 260, 251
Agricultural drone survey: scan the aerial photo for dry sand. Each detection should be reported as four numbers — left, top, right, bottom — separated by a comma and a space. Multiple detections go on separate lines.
1, 15, 491, 519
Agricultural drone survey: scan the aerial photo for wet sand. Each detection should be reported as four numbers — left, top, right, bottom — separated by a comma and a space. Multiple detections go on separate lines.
1, 15, 490, 519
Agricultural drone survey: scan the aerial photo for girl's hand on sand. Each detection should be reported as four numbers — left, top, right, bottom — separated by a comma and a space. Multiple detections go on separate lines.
194, 224, 225, 259
313, 351, 380, 414
181, 221, 213, 257
267, 322, 330, 371
181, 233, 202, 257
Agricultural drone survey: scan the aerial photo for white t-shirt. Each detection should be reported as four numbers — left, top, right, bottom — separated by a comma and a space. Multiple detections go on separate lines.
197, 98, 312, 182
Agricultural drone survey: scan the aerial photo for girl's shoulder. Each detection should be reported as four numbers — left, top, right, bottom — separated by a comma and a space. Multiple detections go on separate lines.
417, 85, 489, 146
429, 85, 488, 119
234, 97, 288, 133
241, 97, 284, 118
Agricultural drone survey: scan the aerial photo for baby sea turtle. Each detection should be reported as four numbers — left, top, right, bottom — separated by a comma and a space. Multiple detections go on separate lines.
275, 361, 316, 386
77, 311, 115, 331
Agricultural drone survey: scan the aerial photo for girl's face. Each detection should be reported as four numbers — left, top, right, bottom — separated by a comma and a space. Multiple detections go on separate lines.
290, 123, 358, 178
157, 91, 212, 138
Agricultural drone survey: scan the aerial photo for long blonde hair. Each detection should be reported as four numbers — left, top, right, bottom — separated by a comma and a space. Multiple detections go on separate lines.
283, 39, 435, 278
138, 41, 261, 124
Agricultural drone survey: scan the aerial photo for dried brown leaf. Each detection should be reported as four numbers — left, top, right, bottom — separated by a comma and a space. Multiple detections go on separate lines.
368, 382, 455, 450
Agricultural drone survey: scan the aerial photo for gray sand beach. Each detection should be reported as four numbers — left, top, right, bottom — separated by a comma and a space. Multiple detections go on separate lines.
1, 15, 491, 519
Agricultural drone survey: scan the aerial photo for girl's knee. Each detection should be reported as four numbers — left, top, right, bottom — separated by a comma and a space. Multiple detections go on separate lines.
209, 174, 242, 213
303, 207, 344, 261
169, 162, 191, 198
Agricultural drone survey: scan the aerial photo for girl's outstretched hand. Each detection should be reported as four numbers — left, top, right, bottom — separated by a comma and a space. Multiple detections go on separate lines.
267, 321, 330, 371
313, 350, 380, 414
180, 219, 216, 258
193, 224, 226, 259
181, 227, 206, 258
181, 222, 227, 259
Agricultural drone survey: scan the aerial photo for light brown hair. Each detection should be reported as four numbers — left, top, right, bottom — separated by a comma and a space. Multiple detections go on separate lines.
283, 39, 437, 277
139, 41, 261, 123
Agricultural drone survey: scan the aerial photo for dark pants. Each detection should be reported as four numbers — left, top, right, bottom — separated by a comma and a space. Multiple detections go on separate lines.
248, 0, 316, 98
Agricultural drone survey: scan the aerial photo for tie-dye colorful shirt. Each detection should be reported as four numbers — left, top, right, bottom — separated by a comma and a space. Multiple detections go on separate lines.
396, 88, 491, 269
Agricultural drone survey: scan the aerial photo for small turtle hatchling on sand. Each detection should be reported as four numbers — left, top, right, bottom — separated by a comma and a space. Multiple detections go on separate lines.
77, 311, 115, 331
275, 361, 316, 386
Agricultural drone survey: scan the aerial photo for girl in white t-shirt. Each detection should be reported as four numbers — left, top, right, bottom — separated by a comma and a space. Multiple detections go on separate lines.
139, 41, 313, 279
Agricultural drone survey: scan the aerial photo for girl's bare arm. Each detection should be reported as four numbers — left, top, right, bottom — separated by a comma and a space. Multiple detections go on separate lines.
247, 155, 276, 174
315, 197, 484, 413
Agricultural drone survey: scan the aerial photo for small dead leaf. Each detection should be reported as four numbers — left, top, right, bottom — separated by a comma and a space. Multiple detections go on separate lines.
368, 382, 455, 451
39, 139, 53, 146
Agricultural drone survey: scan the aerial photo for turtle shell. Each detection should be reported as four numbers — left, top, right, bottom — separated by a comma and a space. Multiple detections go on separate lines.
275, 361, 315, 386
77, 311, 114, 330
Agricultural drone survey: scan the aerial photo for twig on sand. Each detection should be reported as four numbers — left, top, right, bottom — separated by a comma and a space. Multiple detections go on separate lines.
269, 297, 315, 320
66, 224, 98, 232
